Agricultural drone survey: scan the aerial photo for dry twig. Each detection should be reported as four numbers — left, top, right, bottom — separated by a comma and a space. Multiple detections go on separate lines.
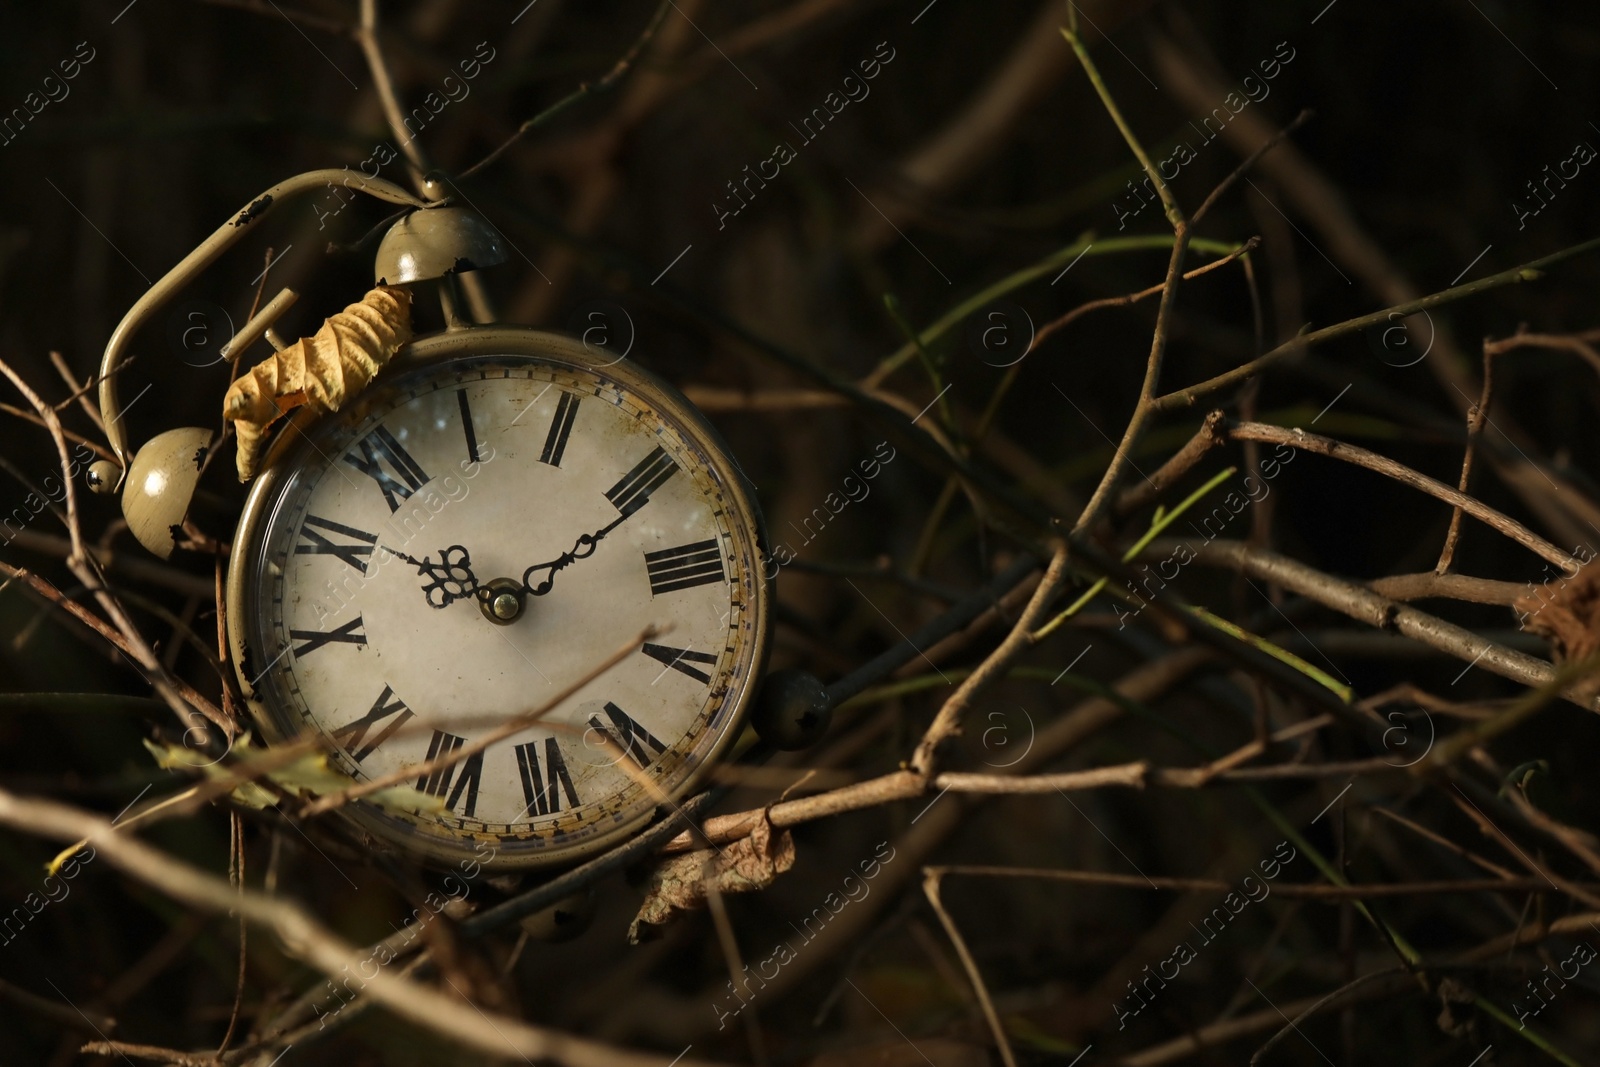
0, 787, 734, 1067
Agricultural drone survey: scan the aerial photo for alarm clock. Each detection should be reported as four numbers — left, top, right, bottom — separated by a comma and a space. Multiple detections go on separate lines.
87, 169, 773, 870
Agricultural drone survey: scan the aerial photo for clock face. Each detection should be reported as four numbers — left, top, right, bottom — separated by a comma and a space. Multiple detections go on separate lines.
232, 341, 769, 868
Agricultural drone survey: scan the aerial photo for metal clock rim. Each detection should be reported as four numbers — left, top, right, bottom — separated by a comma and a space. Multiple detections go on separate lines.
225, 325, 774, 871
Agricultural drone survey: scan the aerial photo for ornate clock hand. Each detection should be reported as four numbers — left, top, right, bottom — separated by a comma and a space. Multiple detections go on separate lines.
387, 544, 482, 608
518, 514, 627, 597
385, 515, 625, 613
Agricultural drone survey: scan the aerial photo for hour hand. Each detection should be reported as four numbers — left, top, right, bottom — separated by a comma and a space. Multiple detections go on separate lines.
389, 544, 481, 608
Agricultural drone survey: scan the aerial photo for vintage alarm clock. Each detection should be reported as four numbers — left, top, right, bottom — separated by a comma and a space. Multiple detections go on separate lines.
86, 170, 776, 870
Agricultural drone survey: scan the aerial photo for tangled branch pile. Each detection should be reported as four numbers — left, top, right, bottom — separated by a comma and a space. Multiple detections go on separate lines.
2, 2, 1599, 1066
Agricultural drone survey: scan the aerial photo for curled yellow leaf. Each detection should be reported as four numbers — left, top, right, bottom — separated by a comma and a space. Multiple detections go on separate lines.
223, 284, 413, 480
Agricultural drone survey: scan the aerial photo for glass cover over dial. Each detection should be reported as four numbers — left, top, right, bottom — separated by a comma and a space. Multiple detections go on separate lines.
235, 350, 768, 868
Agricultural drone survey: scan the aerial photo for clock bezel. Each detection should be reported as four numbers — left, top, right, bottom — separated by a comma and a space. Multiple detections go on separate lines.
225, 325, 773, 871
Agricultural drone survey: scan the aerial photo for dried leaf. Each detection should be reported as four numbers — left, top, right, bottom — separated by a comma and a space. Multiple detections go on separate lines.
223, 284, 413, 480
1514, 559, 1600, 698
142, 735, 444, 816
628, 814, 795, 943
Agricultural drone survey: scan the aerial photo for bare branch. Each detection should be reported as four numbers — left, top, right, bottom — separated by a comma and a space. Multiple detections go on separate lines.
301, 627, 656, 817
923, 870, 1019, 1067
1190, 109, 1312, 227
458, 0, 674, 181
1227, 421, 1572, 567
0, 787, 733, 1067
80, 1041, 217, 1067
0, 562, 224, 728
924, 864, 1590, 900
909, 542, 1073, 775
0, 975, 117, 1033
1146, 537, 1597, 710
1114, 408, 1229, 517
663, 758, 1147, 854
1152, 235, 1600, 413
1366, 571, 1525, 605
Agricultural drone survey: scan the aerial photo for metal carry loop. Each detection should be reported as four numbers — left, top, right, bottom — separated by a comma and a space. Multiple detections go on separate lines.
91, 169, 434, 487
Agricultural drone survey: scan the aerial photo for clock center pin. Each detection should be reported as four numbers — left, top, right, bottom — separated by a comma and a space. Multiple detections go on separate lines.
479, 577, 525, 625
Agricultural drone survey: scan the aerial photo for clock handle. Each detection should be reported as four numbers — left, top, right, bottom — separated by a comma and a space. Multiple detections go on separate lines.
88, 169, 432, 490
83, 170, 434, 559
219, 286, 301, 361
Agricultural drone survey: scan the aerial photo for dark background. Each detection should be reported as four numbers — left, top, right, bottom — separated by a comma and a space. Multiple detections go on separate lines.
2, 1, 1599, 1064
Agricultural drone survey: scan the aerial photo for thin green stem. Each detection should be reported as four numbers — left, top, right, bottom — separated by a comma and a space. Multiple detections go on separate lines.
1034, 466, 1237, 640
902, 242, 1251, 574
1254, 797, 1584, 1065
907, 479, 962, 577
884, 293, 954, 433
1061, 14, 1183, 230
1154, 234, 1600, 413
1474, 997, 1585, 1067
864, 235, 1242, 387
873, 634, 1587, 1067
1185, 606, 1352, 704
1422, 652, 1600, 771
836, 664, 1151, 713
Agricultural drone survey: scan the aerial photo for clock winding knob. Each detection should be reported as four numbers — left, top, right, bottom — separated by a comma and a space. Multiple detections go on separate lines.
750, 668, 831, 750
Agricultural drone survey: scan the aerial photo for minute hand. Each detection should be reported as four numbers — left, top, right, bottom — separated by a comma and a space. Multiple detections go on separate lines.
518, 514, 627, 597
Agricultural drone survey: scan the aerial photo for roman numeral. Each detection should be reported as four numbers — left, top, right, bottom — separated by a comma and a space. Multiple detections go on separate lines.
415, 730, 484, 818
458, 389, 480, 463
589, 702, 668, 770
605, 445, 677, 517
290, 615, 366, 657
540, 392, 579, 467
514, 737, 579, 817
644, 540, 725, 595
296, 514, 377, 572
333, 684, 413, 761
641, 642, 717, 684
345, 426, 430, 511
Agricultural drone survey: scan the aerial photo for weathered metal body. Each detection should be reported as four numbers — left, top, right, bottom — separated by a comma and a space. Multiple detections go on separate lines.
86, 171, 775, 871
225, 328, 773, 869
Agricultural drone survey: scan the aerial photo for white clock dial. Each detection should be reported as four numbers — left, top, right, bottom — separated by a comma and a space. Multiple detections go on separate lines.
233, 344, 769, 868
